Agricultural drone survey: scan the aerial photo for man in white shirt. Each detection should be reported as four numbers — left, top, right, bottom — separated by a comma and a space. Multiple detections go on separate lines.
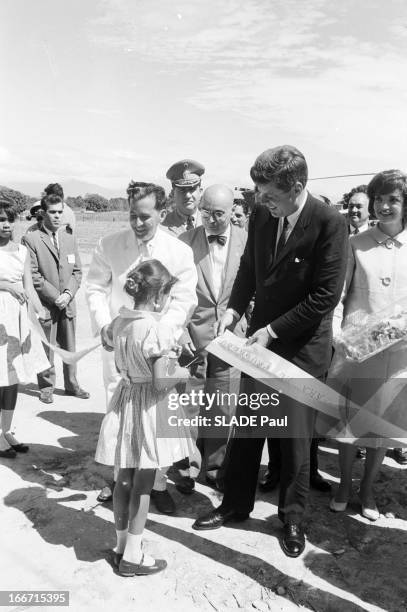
86, 182, 197, 512
178, 185, 247, 492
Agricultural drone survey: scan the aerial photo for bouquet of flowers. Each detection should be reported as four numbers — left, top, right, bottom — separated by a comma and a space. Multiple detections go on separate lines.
337, 301, 407, 363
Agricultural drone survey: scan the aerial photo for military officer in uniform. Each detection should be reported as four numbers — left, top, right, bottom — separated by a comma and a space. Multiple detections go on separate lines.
162, 159, 205, 236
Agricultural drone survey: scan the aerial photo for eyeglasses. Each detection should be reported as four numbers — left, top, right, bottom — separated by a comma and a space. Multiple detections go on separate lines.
200, 209, 226, 220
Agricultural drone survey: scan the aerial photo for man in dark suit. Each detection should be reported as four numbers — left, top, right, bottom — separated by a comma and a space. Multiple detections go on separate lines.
178, 184, 247, 492
22, 194, 89, 404
193, 145, 348, 557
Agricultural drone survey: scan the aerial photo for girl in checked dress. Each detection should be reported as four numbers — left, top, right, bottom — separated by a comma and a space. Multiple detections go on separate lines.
96, 259, 193, 576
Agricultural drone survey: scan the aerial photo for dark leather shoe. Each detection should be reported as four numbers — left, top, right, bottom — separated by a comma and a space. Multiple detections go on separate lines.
39, 391, 53, 404
150, 489, 175, 514
0, 447, 17, 458
259, 469, 279, 492
175, 476, 195, 495
10, 443, 29, 453
97, 485, 114, 503
119, 556, 167, 576
393, 448, 407, 465
281, 523, 305, 558
192, 507, 249, 531
310, 472, 331, 492
65, 388, 90, 399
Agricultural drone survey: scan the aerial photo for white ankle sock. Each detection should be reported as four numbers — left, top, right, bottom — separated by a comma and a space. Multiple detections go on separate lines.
0, 433, 10, 451
123, 534, 154, 566
114, 529, 128, 555
3, 432, 18, 446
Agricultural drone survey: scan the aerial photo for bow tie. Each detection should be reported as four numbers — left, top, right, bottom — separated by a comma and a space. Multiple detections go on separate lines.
207, 234, 227, 246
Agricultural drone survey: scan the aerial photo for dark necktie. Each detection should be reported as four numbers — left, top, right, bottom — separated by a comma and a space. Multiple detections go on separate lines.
186, 215, 194, 230
275, 217, 289, 259
353, 227, 359, 235
52, 231, 59, 253
208, 234, 227, 246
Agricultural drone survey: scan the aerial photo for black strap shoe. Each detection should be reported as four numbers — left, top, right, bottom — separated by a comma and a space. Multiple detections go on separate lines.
119, 556, 167, 577
192, 507, 249, 531
281, 523, 305, 558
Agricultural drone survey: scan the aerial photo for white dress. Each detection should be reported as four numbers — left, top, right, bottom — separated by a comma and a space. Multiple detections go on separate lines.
95, 307, 195, 469
0, 244, 49, 386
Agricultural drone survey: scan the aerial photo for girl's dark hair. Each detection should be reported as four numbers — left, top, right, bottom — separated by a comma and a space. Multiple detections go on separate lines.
124, 259, 178, 306
0, 198, 16, 222
367, 170, 407, 219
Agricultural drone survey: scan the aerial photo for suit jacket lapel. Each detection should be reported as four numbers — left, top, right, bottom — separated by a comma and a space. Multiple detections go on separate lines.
219, 225, 239, 303
196, 228, 217, 301
40, 226, 59, 261
262, 214, 279, 276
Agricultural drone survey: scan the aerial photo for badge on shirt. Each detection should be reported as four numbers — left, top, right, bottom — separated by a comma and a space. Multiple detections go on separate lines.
67, 253, 76, 264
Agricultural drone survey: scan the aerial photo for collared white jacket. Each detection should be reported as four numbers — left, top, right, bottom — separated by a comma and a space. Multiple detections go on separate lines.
85, 226, 198, 336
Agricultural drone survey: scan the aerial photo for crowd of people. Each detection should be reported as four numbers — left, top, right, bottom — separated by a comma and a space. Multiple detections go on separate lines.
1, 146, 407, 577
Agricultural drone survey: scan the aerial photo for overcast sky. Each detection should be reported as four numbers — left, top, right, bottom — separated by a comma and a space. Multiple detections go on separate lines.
1, 0, 407, 200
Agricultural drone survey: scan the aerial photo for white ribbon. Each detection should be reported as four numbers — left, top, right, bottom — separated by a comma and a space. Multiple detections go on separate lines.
206, 331, 407, 446
27, 302, 101, 365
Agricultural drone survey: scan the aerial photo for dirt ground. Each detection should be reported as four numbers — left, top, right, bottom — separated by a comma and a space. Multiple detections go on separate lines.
2, 247, 407, 612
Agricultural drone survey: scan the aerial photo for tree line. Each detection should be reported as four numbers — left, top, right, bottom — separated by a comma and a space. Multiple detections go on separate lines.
0, 186, 128, 213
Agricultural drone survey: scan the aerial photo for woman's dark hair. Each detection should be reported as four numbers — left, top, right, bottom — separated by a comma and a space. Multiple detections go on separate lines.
40, 194, 63, 211
124, 259, 178, 306
126, 181, 167, 211
250, 145, 308, 191
0, 198, 16, 222
367, 170, 407, 219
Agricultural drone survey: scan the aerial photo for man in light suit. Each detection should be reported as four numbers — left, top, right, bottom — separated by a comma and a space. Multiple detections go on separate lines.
86, 182, 198, 512
21, 194, 88, 404
193, 146, 348, 558
161, 159, 204, 236
177, 184, 247, 492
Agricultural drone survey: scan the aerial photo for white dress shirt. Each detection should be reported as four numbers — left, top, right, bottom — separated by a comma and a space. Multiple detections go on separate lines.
43, 225, 60, 249
205, 224, 231, 299
349, 222, 369, 235
274, 189, 308, 257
